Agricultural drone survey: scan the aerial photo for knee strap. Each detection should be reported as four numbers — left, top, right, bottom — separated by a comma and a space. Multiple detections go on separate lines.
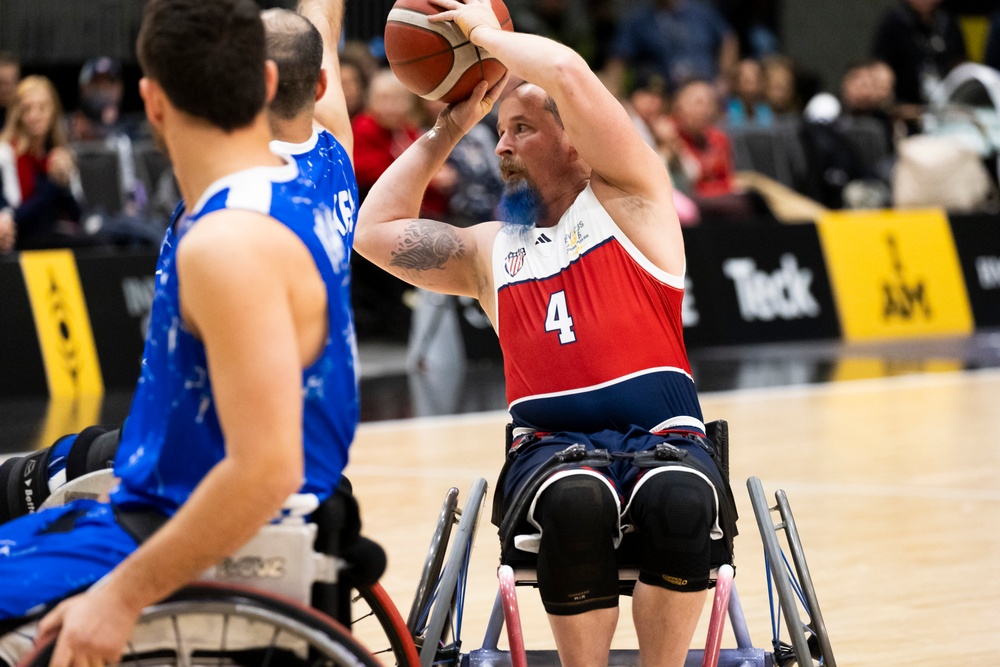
66, 426, 119, 481
0, 447, 53, 523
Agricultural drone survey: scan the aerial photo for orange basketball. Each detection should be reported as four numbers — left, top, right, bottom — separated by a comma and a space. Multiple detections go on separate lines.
384, 0, 514, 104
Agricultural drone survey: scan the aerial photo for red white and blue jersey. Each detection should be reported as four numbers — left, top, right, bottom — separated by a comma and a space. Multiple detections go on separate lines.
493, 183, 703, 434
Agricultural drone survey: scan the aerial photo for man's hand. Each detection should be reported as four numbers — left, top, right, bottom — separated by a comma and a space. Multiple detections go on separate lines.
427, 0, 500, 42
436, 73, 509, 142
0, 209, 16, 253
37, 586, 144, 667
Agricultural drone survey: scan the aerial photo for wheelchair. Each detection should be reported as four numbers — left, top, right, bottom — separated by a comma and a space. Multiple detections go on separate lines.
405, 420, 836, 667
0, 469, 421, 667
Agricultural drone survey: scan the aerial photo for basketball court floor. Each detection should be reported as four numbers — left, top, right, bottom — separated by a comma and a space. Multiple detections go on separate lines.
2, 332, 1000, 665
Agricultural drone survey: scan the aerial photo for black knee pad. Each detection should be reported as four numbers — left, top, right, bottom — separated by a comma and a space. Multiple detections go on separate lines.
66, 425, 120, 480
629, 470, 716, 592
0, 446, 54, 523
534, 475, 620, 615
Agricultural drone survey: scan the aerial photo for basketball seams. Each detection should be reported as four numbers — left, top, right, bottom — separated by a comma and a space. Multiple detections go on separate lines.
424, 44, 484, 101
386, 8, 467, 48
385, 0, 512, 102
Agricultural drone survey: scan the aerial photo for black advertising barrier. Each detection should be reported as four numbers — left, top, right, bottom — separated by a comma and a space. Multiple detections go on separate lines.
948, 213, 1000, 329
0, 256, 48, 397
74, 249, 159, 390
682, 223, 842, 347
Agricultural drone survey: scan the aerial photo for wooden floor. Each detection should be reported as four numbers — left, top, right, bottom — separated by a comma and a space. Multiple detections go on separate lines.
344, 368, 1000, 667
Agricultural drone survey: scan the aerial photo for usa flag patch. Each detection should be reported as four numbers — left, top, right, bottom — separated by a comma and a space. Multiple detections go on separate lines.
505, 247, 526, 277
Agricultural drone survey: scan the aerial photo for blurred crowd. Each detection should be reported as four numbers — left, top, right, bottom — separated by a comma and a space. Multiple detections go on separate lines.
2, 0, 1000, 340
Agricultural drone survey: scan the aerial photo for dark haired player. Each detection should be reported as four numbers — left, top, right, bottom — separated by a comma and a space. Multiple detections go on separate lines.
0, 2, 359, 666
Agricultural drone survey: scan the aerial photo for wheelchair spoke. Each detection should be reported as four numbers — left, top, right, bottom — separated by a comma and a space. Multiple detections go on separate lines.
259, 626, 282, 667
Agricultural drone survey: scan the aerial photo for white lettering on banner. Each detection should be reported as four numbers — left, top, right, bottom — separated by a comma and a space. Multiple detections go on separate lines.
976, 256, 1000, 289
723, 254, 820, 322
682, 276, 700, 327
121, 276, 156, 338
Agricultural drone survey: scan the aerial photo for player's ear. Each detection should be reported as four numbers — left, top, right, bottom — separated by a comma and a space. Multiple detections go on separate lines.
315, 68, 329, 103
264, 59, 279, 104
139, 78, 165, 126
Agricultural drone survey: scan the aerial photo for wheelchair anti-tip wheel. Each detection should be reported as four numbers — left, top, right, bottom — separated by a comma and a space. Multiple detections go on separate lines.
748, 476, 836, 667
408, 478, 488, 667
22, 583, 382, 667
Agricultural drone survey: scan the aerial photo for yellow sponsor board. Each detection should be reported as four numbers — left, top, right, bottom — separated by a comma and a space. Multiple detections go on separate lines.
19, 250, 104, 397
817, 209, 973, 341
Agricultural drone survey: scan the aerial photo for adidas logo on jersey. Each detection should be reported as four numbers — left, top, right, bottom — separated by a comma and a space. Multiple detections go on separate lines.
535, 233, 552, 245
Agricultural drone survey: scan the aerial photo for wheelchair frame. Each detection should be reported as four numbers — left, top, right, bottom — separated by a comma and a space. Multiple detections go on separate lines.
0, 471, 421, 667
406, 424, 836, 667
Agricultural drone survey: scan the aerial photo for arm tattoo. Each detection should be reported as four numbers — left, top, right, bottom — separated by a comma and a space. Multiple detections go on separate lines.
390, 220, 466, 272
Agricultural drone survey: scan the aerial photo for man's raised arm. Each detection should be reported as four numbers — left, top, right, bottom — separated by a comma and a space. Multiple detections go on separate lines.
429, 0, 670, 201
298, 0, 353, 157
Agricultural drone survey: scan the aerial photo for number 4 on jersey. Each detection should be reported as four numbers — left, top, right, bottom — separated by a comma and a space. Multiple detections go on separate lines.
545, 290, 577, 344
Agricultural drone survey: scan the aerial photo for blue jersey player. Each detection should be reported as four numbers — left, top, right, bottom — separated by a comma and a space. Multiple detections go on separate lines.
0, 1, 360, 666
0, 2, 358, 522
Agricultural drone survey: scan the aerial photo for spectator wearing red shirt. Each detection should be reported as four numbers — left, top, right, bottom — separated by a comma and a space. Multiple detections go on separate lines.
351, 68, 451, 217
670, 79, 735, 198
0, 75, 85, 251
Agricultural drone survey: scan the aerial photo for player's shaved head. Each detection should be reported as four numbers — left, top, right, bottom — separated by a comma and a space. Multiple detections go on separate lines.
261, 8, 324, 120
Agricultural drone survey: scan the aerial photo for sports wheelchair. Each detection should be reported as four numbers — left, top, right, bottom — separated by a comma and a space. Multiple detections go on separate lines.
405, 420, 836, 667
0, 467, 421, 667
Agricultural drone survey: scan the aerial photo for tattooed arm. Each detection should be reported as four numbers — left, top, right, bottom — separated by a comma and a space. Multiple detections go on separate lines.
355, 81, 503, 302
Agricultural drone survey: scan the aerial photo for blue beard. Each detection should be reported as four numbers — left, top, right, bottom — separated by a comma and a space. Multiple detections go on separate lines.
497, 178, 544, 229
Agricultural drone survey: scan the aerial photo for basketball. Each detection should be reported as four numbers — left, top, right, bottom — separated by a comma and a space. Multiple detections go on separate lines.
384, 0, 514, 104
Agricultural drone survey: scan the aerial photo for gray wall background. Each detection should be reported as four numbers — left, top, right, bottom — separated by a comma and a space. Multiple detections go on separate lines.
781, 0, 900, 93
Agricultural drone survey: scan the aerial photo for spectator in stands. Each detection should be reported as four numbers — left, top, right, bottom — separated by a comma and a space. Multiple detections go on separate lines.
508, 0, 598, 67
350, 68, 428, 341
715, 0, 781, 59
69, 57, 150, 231
0, 76, 89, 250
669, 79, 736, 198
604, 0, 738, 98
69, 57, 132, 142
871, 0, 967, 108
340, 52, 370, 119
352, 69, 421, 200
761, 54, 802, 117
725, 58, 774, 126
0, 52, 20, 130
839, 60, 898, 141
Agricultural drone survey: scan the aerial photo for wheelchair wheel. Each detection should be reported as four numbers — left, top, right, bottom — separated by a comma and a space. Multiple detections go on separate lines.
410, 478, 487, 667
748, 477, 836, 667
22, 583, 381, 667
352, 583, 420, 667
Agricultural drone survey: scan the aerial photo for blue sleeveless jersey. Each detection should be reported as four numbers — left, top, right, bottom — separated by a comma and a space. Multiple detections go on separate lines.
111, 154, 359, 515
272, 128, 358, 256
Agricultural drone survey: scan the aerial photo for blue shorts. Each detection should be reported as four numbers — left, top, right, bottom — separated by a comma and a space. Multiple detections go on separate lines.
502, 426, 721, 504
0, 500, 139, 619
